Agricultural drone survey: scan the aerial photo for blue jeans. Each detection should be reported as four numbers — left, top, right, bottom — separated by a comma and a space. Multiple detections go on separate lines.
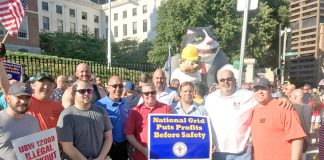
212, 145, 252, 160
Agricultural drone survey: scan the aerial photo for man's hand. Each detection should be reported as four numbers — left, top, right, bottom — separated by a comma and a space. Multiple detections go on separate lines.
211, 144, 216, 153
141, 147, 148, 157
278, 97, 293, 110
0, 43, 6, 58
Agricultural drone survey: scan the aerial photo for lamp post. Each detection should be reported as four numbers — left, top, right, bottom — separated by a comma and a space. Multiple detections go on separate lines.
280, 27, 291, 84
107, 0, 112, 67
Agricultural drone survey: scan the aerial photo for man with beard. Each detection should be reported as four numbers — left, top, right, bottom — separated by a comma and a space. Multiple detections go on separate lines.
57, 81, 113, 159
62, 63, 106, 108
137, 68, 178, 106
125, 83, 171, 160
95, 76, 130, 160
0, 82, 40, 159
204, 67, 292, 160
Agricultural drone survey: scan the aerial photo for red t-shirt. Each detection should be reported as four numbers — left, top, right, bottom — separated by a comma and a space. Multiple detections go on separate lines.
27, 97, 64, 131
125, 102, 171, 160
251, 99, 306, 160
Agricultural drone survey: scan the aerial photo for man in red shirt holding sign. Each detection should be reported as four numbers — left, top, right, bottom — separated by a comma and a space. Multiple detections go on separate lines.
125, 83, 171, 160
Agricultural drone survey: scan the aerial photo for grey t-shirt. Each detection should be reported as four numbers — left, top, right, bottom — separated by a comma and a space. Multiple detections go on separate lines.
56, 105, 112, 159
0, 110, 40, 160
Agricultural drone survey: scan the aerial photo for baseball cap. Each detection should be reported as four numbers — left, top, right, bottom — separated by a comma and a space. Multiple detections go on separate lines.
124, 81, 135, 91
35, 72, 55, 82
319, 79, 324, 86
181, 45, 199, 61
252, 77, 270, 88
8, 82, 32, 97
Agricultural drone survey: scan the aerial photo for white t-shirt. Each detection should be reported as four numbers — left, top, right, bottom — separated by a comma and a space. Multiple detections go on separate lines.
137, 87, 178, 106
204, 88, 256, 153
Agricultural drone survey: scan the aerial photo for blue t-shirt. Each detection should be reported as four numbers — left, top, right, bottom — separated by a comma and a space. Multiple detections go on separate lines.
95, 96, 130, 143
0, 95, 8, 109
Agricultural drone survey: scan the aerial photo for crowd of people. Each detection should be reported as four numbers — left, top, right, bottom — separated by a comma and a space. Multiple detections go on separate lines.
1, 48, 324, 159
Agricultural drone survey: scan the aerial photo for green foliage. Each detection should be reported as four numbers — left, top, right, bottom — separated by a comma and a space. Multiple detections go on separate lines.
149, 0, 289, 68
40, 31, 107, 62
112, 38, 153, 64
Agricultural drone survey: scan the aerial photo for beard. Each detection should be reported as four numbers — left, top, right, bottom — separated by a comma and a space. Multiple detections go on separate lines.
10, 104, 29, 114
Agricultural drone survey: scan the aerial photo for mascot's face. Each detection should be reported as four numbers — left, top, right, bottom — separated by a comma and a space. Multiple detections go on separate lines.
182, 26, 219, 63
179, 59, 201, 74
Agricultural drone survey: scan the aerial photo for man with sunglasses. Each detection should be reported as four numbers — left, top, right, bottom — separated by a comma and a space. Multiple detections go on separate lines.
95, 76, 130, 160
125, 83, 171, 160
205, 67, 292, 160
251, 77, 305, 160
62, 63, 106, 108
57, 81, 113, 160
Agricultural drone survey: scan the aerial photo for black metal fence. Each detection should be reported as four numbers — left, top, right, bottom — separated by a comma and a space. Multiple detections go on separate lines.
5, 54, 156, 83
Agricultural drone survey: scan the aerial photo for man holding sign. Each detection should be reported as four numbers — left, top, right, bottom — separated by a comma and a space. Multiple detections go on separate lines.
0, 82, 40, 159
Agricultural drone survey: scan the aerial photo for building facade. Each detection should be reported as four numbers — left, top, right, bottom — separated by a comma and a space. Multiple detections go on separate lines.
288, 0, 324, 86
0, 0, 40, 53
102, 0, 162, 42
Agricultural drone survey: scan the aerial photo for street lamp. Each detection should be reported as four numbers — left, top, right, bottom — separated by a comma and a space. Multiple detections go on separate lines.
279, 27, 291, 84
107, 0, 112, 67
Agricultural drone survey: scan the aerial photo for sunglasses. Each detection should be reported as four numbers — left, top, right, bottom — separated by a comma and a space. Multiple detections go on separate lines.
109, 84, 124, 89
143, 91, 157, 96
75, 88, 93, 95
219, 78, 234, 82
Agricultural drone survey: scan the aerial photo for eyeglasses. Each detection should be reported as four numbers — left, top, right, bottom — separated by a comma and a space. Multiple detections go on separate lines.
109, 84, 124, 89
75, 88, 93, 95
143, 91, 157, 96
219, 78, 234, 82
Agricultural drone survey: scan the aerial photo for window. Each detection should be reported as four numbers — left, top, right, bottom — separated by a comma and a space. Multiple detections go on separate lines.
42, 1, 48, 11
143, 19, 147, 32
94, 28, 99, 38
133, 22, 137, 34
70, 22, 75, 33
123, 10, 127, 19
43, 16, 49, 30
56, 5, 62, 14
18, 49, 28, 52
143, 5, 147, 14
114, 26, 118, 37
0, 24, 5, 35
82, 12, 87, 20
132, 8, 137, 16
302, 17, 316, 28
18, 17, 28, 39
114, 13, 118, 21
123, 24, 127, 36
94, 15, 99, 23
57, 19, 63, 32
82, 25, 87, 33
69, 9, 75, 17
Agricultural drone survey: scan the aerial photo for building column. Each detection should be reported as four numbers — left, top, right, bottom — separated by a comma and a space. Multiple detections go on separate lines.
244, 58, 256, 83
318, 23, 324, 84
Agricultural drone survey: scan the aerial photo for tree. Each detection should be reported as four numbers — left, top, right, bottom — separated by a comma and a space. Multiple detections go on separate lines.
40, 31, 107, 62
148, 0, 289, 68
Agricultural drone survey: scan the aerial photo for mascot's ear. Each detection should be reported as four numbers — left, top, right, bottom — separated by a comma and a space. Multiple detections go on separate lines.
186, 28, 195, 34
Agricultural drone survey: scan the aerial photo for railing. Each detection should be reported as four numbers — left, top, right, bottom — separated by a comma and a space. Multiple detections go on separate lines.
4, 54, 156, 83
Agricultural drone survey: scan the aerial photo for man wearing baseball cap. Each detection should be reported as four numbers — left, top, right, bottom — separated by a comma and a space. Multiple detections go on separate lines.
251, 77, 305, 160
0, 82, 40, 159
27, 72, 64, 131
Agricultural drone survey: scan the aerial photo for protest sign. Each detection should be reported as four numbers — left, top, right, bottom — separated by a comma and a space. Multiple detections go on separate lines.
3, 61, 22, 81
12, 128, 60, 160
148, 114, 211, 160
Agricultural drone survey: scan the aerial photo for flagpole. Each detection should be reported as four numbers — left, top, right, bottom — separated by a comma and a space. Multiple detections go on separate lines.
2, 23, 15, 44
168, 44, 171, 84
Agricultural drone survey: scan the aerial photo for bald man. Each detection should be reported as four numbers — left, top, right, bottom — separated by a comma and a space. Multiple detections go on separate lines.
62, 63, 106, 108
95, 76, 130, 160
137, 68, 178, 106
284, 84, 296, 98
52, 75, 68, 103
289, 89, 312, 153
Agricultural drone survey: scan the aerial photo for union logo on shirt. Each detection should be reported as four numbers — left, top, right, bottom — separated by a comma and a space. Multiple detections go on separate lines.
259, 118, 266, 123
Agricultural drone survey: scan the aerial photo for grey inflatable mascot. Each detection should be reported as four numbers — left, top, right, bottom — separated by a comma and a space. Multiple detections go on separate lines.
165, 26, 228, 88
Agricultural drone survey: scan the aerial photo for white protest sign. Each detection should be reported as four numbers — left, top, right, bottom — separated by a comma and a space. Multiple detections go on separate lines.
12, 128, 60, 160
